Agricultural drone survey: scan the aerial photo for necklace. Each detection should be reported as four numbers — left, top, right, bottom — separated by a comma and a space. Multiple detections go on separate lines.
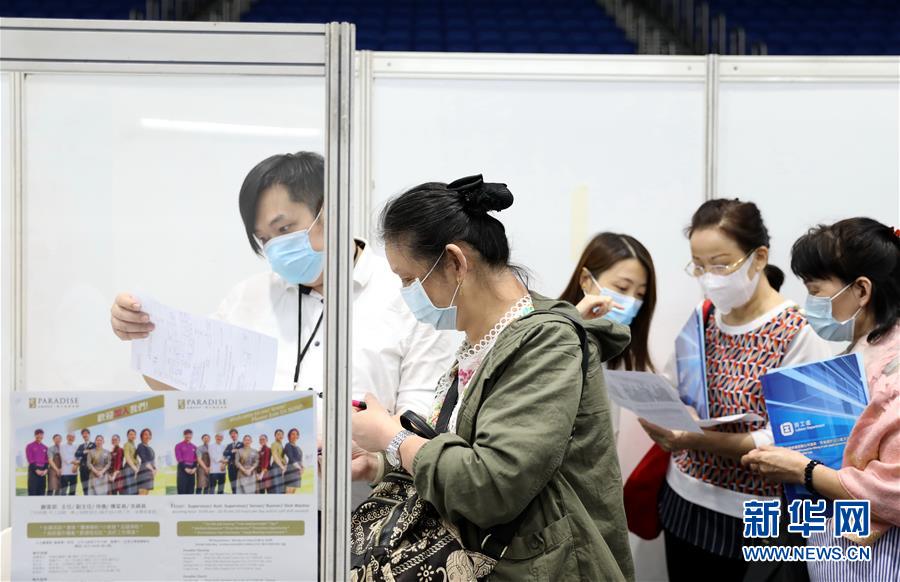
457, 294, 534, 361
430, 294, 534, 423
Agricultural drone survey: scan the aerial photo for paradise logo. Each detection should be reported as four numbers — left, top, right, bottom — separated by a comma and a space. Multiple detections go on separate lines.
29, 396, 79, 409
178, 398, 228, 410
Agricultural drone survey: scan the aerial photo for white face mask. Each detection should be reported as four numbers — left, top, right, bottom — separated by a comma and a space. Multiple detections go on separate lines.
698, 252, 760, 314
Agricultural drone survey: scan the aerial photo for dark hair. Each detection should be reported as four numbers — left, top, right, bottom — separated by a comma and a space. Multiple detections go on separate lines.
183, 429, 193, 435
288, 428, 299, 438
229, 428, 238, 436
791, 218, 900, 344
380, 174, 517, 273
81, 428, 90, 435
238, 151, 324, 256
127, 429, 136, 436
140, 428, 152, 439
274, 429, 284, 436
202, 434, 210, 439
53, 433, 61, 439
687, 198, 784, 291
560, 233, 657, 372
259, 434, 268, 440
34, 429, 44, 435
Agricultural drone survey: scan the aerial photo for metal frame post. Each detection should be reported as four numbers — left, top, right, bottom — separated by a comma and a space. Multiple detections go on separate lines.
322, 20, 355, 582
704, 53, 719, 199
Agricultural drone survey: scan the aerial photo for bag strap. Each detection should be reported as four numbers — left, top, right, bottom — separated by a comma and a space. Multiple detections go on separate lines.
434, 375, 460, 434
701, 299, 714, 325
480, 309, 591, 560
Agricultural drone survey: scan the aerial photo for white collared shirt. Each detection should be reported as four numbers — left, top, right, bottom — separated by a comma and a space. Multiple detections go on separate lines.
206, 441, 227, 474
59, 442, 78, 476
213, 240, 461, 423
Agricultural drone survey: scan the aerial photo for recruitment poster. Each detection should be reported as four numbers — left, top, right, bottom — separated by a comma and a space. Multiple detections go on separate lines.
12, 391, 318, 582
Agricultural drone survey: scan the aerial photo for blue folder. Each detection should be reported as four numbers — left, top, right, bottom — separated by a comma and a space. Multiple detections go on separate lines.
760, 352, 869, 502
676, 306, 709, 420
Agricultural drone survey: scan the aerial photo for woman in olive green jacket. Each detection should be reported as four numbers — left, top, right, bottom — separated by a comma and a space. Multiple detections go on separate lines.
352, 175, 635, 581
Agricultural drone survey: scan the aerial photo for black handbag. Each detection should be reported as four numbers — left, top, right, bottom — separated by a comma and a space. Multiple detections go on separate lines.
349, 310, 591, 582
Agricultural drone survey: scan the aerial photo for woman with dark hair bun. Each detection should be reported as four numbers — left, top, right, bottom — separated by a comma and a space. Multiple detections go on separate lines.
743, 217, 900, 581
638, 198, 834, 580
351, 175, 635, 580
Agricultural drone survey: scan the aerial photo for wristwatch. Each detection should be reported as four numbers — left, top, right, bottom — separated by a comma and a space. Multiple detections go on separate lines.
385, 429, 413, 469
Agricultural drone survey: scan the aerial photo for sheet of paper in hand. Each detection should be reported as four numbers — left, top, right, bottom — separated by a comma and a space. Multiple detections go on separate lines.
131, 295, 278, 391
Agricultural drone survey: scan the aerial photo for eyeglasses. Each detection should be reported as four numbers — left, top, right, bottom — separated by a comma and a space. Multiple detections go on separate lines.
684, 249, 756, 278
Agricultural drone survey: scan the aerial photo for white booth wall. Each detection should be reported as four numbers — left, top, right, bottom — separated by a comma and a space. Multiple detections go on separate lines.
718, 78, 900, 308
2, 46, 898, 579
365, 55, 708, 370
22, 74, 325, 390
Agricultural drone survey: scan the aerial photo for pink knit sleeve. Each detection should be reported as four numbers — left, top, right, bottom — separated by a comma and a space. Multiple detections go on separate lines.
838, 330, 900, 528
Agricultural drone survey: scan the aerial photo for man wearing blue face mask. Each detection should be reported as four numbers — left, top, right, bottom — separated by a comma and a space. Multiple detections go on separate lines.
109, 152, 460, 493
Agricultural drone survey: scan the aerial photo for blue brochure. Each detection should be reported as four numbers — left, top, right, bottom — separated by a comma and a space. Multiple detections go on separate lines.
761, 352, 869, 503
676, 306, 709, 419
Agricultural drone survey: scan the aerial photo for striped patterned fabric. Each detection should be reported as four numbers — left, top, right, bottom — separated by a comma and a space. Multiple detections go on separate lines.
807, 523, 900, 581
658, 481, 745, 558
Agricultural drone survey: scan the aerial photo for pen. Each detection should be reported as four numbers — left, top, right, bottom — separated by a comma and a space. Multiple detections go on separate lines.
313, 392, 367, 410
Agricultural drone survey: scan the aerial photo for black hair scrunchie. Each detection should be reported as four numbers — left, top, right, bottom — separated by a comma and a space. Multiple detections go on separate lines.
447, 174, 514, 214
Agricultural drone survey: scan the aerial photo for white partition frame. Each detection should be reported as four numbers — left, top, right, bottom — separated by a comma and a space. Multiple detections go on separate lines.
356, 51, 710, 368
715, 56, 900, 307
0, 18, 355, 578
354, 52, 899, 327
356, 52, 899, 231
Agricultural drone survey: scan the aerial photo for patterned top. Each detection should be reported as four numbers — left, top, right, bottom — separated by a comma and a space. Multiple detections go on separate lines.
674, 305, 807, 497
428, 295, 534, 431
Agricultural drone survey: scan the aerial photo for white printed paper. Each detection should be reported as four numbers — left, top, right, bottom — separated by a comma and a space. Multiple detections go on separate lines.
605, 370, 703, 433
696, 412, 764, 428
12, 391, 318, 582
131, 295, 278, 391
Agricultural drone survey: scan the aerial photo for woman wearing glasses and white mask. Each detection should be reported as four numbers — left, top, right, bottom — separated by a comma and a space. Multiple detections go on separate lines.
108, 152, 459, 497
638, 199, 834, 581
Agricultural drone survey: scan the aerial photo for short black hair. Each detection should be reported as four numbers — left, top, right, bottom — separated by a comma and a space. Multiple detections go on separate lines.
127, 429, 136, 435
791, 217, 899, 344
34, 429, 44, 436
238, 151, 325, 256
229, 428, 238, 436
183, 429, 193, 435
274, 429, 284, 436
81, 428, 90, 435
202, 434, 210, 439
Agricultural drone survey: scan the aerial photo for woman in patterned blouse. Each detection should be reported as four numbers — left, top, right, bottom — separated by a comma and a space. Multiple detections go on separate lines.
639, 199, 834, 580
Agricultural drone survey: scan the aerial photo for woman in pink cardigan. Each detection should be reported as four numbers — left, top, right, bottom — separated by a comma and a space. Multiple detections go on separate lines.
743, 218, 899, 581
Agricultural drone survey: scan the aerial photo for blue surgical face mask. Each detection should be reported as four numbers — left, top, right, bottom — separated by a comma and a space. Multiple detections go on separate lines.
589, 274, 643, 326
804, 282, 861, 342
400, 252, 462, 331
263, 211, 324, 285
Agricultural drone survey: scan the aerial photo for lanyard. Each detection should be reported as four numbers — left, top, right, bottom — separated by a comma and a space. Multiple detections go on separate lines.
293, 285, 324, 390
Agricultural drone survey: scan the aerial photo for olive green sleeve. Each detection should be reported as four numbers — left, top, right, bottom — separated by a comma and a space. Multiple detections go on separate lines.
412, 322, 583, 529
